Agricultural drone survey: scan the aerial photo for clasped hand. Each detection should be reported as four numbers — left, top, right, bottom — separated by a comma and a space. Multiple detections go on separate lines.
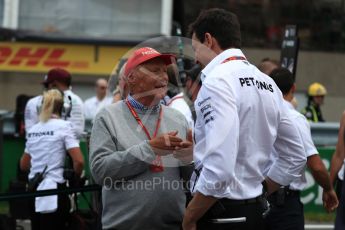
149, 130, 193, 163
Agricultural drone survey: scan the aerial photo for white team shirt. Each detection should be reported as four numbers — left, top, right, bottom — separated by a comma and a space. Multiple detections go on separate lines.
24, 95, 42, 132
25, 119, 79, 183
265, 101, 317, 191
167, 92, 194, 129
84, 96, 113, 121
190, 49, 306, 200
24, 90, 85, 139
339, 163, 345, 180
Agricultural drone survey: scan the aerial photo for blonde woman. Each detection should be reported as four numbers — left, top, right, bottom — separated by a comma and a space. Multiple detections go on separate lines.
20, 89, 84, 230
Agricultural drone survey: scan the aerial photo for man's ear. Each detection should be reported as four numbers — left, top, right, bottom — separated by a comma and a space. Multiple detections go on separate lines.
126, 73, 136, 84
291, 83, 296, 94
204, 33, 213, 48
204, 32, 222, 53
185, 78, 192, 89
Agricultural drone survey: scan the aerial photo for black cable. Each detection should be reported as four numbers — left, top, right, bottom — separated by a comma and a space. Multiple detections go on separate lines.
0, 184, 101, 201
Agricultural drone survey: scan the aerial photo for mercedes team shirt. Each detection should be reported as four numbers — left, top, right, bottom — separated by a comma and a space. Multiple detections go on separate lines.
24, 90, 85, 138
264, 100, 318, 191
190, 49, 306, 200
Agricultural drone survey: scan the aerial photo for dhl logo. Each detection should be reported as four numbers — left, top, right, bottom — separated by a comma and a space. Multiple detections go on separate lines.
0, 46, 89, 69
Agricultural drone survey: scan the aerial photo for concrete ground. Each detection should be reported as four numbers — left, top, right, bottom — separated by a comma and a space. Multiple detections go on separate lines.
305, 224, 334, 230
15, 220, 335, 230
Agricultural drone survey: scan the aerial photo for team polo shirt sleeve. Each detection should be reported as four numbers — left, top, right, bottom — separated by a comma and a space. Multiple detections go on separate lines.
24, 144, 30, 155
24, 97, 40, 133
65, 91, 85, 139
24, 131, 29, 154
63, 121, 80, 150
295, 115, 318, 157
193, 76, 239, 198
268, 101, 307, 186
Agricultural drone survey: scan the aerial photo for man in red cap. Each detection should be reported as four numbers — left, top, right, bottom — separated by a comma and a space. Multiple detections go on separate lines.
24, 68, 84, 138
90, 47, 193, 230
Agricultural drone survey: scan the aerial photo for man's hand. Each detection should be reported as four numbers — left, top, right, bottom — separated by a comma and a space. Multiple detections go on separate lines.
265, 177, 282, 195
186, 129, 193, 142
183, 192, 217, 230
173, 129, 194, 163
322, 189, 339, 212
149, 131, 183, 156
173, 143, 193, 163
182, 220, 197, 230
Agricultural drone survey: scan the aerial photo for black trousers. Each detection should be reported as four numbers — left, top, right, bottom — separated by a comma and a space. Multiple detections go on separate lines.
335, 168, 345, 229
30, 184, 70, 230
264, 192, 304, 230
197, 198, 265, 230
336, 178, 343, 200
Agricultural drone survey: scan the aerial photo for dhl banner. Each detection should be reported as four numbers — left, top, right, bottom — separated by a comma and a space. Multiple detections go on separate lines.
0, 42, 132, 75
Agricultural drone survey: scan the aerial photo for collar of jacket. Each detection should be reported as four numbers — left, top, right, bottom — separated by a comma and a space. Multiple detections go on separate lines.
200, 48, 246, 82
126, 95, 160, 112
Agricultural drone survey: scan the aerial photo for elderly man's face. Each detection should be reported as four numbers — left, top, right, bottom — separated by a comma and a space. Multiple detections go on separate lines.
118, 76, 128, 99
131, 58, 168, 104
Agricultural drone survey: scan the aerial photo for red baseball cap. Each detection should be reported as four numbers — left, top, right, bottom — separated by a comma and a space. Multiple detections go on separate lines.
42, 68, 71, 86
124, 47, 175, 77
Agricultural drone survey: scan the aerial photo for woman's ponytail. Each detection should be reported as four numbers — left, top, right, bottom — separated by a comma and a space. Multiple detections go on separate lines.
39, 89, 64, 122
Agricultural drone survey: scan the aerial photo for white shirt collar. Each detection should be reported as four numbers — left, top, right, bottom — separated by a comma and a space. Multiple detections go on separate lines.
63, 89, 72, 94
201, 48, 246, 82
96, 96, 107, 103
173, 92, 183, 98
284, 100, 295, 110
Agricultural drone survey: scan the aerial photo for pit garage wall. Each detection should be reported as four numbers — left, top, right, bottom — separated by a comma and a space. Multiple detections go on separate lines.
0, 41, 131, 111
0, 47, 344, 122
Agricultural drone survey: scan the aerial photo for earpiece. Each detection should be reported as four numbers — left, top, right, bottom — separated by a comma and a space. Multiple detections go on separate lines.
62, 95, 72, 119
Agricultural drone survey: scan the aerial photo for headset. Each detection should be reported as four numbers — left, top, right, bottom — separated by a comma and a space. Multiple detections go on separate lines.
62, 95, 72, 120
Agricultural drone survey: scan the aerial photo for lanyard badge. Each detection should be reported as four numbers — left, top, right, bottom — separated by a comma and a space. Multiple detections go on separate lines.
125, 99, 164, 172
221, 56, 246, 64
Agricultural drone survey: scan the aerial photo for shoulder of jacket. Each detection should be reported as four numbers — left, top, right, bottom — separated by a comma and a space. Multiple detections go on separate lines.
96, 102, 121, 119
292, 109, 308, 121
28, 95, 42, 104
54, 119, 69, 126
68, 92, 83, 104
163, 105, 188, 123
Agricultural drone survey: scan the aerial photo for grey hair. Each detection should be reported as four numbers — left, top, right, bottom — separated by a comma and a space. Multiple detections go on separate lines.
119, 62, 127, 82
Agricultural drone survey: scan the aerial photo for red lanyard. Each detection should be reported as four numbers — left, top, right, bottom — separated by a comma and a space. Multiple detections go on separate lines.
125, 99, 164, 172
221, 56, 246, 64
